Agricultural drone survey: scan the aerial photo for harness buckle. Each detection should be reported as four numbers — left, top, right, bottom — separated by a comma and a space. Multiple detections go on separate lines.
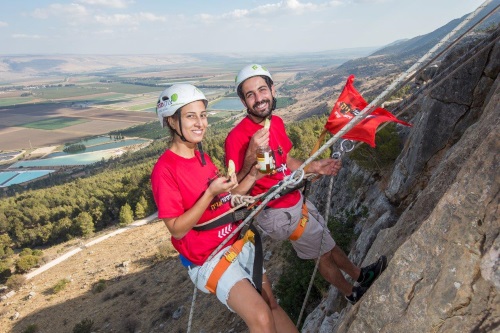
299, 216, 308, 227
224, 249, 238, 263
242, 229, 255, 244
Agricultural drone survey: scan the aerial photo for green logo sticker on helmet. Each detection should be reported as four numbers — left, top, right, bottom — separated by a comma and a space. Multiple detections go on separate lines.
251, 65, 259, 70
171, 93, 178, 102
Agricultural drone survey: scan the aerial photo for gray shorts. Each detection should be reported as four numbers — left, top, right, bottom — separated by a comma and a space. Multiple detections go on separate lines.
256, 193, 335, 259
187, 242, 264, 312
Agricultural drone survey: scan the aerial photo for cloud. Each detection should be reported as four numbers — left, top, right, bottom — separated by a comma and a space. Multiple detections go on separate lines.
30, 3, 89, 20
0, 21, 8, 27
12, 34, 45, 39
78, 0, 131, 8
94, 12, 165, 25
199, 0, 343, 22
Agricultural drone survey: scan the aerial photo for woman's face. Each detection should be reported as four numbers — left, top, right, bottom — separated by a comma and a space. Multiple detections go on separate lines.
169, 100, 208, 143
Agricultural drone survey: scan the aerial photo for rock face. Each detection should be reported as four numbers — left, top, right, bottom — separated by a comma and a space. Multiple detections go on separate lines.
303, 30, 499, 332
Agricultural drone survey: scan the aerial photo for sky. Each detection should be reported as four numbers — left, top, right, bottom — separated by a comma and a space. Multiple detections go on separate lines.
0, 0, 491, 55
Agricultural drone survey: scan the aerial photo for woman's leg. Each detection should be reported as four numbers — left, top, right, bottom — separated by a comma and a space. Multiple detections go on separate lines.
227, 278, 276, 333
261, 274, 299, 333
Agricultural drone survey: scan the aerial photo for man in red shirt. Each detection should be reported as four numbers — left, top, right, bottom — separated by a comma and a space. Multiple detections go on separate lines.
225, 64, 387, 304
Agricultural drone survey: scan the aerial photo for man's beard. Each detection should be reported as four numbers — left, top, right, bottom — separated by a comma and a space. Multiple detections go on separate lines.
247, 99, 273, 120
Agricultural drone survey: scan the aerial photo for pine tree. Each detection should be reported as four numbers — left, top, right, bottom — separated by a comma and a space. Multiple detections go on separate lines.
119, 203, 134, 226
135, 196, 147, 219
75, 212, 94, 237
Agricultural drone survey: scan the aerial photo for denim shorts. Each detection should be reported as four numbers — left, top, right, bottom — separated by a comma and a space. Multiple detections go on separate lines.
188, 241, 264, 312
256, 193, 335, 259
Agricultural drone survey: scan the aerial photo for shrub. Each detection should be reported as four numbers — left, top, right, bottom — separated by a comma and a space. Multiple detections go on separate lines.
124, 316, 140, 333
154, 243, 175, 263
349, 123, 403, 171
92, 279, 107, 294
6, 274, 26, 290
22, 324, 39, 333
72, 318, 94, 333
19, 248, 34, 257
52, 278, 70, 294
15, 255, 39, 273
0, 260, 12, 283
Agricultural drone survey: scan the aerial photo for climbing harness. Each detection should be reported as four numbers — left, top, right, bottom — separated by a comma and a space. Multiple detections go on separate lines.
205, 225, 257, 293
186, 2, 498, 331
288, 203, 309, 241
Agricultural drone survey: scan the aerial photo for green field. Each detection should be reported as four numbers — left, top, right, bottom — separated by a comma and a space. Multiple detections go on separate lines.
29, 83, 161, 100
21, 117, 89, 130
128, 102, 157, 111
0, 97, 36, 107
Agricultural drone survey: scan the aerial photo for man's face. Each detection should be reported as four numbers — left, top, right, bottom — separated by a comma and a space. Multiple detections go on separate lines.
240, 76, 275, 121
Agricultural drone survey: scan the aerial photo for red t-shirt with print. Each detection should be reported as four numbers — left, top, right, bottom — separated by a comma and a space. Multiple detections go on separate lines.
151, 150, 239, 265
225, 115, 301, 208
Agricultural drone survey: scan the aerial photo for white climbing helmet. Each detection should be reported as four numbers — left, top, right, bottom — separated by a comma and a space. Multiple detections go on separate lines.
156, 84, 208, 127
235, 64, 273, 92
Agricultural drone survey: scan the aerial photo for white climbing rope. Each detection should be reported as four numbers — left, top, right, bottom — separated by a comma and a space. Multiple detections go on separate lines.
295, 140, 355, 328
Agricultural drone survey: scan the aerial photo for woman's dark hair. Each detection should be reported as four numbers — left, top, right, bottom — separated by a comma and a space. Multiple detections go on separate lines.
165, 110, 180, 144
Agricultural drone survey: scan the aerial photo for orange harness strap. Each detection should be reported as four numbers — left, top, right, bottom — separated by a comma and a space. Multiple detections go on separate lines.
205, 229, 255, 294
289, 203, 309, 241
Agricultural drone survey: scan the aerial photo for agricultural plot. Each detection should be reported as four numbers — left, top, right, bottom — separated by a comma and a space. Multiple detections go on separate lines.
0, 102, 156, 151
22, 117, 89, 130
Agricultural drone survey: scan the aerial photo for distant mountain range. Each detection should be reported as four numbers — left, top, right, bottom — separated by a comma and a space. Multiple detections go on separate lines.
0, 3, 498, 84
311, 4, 500, 91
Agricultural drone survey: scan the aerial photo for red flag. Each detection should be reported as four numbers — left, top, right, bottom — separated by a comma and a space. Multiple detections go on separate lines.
325, 75, 411, 147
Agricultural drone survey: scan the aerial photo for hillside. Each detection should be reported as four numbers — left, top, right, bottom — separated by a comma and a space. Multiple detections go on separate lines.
301, 24, 500, 333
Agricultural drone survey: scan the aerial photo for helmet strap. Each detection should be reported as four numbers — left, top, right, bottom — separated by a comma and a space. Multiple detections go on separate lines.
197, 142, 206, 166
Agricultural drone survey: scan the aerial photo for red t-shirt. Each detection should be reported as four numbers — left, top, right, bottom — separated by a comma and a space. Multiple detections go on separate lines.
225, 115, 301, 208
151, 150, 239, 265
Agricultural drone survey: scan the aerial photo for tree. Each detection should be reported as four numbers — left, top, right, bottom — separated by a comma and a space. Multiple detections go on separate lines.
0, 234, 13, 258
119, 203, 134, 226
75, 212, 94, 237
135, 196, 147, 219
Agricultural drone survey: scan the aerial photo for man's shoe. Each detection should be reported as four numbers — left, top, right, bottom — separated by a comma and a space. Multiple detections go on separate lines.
345, 285, 368, 305
358, 255, 387, 289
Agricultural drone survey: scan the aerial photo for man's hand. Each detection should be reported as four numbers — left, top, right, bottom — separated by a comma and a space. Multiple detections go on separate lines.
237, 128, 270, 181
309, 158, 342, 176
247, 128, 269, 157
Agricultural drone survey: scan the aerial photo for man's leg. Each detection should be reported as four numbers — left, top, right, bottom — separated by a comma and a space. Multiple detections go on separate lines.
329, 245, 361, 281
318, 247, 358, 296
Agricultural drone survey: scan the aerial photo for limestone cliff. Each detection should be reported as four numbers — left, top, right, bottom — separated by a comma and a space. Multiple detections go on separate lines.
303, 30, 499, 332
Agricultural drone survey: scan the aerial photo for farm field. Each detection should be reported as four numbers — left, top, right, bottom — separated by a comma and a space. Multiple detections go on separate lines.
0, 103, 156, 151
0, 63, 302, 152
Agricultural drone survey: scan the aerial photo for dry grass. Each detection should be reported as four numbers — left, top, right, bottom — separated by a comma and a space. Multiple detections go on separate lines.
0, 220, 287, 333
